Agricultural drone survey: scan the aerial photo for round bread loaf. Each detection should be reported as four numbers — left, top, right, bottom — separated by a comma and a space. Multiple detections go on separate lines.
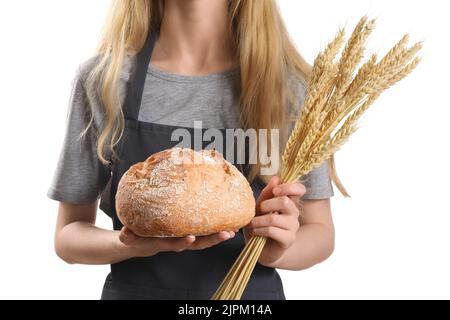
116, 148, 256, 238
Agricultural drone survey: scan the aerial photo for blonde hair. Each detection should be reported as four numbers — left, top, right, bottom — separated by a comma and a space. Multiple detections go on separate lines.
85, 0, 347, 195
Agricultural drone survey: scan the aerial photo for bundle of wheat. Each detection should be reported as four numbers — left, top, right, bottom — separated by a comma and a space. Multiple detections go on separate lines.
212, 16, 422, 300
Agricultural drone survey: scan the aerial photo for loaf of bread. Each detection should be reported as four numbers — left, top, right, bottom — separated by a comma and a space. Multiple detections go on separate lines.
116, 148, 256, 237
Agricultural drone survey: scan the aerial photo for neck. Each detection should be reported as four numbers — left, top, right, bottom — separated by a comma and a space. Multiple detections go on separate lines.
151, 0, 234, 76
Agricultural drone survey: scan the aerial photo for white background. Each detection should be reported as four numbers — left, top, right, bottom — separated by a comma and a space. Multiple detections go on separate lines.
0, 0, 449, 300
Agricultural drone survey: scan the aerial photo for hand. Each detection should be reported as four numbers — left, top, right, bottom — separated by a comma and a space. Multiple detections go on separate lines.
244, 176, 306, 267
119, 227, 236, 258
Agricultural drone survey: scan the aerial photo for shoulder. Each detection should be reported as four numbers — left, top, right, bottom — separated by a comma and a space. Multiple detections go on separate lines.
74, 56, 101, 85
73, 54, 135, 87
285, 71, 308, 119
287, 70, 308, 105
67, 55, 136, 129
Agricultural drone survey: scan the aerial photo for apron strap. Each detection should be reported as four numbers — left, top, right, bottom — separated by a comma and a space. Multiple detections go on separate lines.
123, 30, 158, 120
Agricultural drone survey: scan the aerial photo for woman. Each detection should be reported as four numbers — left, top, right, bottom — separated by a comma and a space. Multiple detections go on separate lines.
49, 0, 336, 300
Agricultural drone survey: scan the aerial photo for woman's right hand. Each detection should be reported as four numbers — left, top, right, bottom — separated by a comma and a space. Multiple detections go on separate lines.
119, 227, 236, 257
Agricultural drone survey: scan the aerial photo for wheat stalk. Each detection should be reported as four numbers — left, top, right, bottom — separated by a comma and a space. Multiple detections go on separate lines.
333, 18, 375, 104
282, 30, 346, 171
212, 16, 422, 300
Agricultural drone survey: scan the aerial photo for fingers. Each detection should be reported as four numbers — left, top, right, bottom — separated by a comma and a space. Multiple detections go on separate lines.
247, 213, 300, 231
256, 180, 306, 215
156, 231, 236, 253
248, 227, 296, 249
273, 182, 306, 204
259, 196, 300, 217
122, 228, 236, 257
154, 235, 196, 253
119, 227, 139, 245
273, 182, 306, 198
188, 231, 235, 250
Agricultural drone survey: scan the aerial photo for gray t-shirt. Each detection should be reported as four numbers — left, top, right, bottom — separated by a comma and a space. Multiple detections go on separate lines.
47, 57, 334, 204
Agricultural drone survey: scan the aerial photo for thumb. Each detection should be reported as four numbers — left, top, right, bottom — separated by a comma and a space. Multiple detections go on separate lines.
119, 227, 139, 245
256, 176, 281, 209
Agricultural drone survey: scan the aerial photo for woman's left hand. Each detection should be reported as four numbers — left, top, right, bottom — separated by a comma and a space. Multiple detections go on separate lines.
244, 176, 306, 267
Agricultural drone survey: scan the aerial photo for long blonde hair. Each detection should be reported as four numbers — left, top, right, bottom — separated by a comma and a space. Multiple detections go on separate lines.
85, 0, 347, 195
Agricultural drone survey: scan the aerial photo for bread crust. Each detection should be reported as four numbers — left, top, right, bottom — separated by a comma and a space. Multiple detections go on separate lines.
116, 148, 256, 237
